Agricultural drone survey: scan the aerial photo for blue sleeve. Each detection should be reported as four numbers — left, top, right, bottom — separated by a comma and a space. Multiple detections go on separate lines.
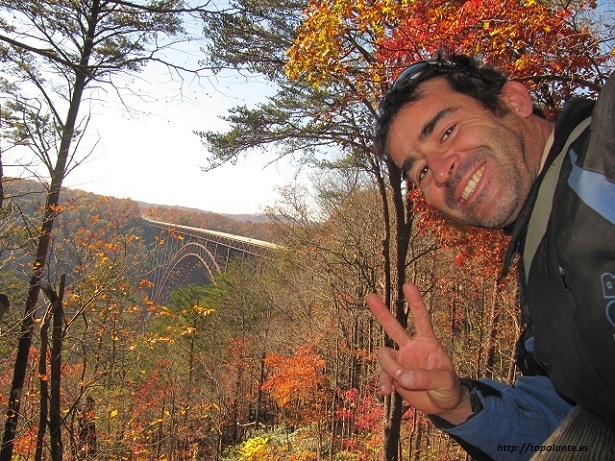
431, 375, 573, 461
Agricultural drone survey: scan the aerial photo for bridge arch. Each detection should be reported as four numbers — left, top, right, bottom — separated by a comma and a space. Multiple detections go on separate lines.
144, 217, 278, 304
153, 242, 220, 303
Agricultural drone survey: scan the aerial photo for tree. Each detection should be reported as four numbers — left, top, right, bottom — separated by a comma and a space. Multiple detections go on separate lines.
0, 1, 212, 457
286, 2, 612, 459
169, 285, 215, 388
269, 175, 388, 457
262, 346, 328, 427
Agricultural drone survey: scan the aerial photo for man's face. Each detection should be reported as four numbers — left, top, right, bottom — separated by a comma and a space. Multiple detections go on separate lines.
387, 78, 539, 228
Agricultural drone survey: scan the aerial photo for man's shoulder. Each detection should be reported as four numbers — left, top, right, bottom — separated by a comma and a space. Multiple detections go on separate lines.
552, 98, 594, 148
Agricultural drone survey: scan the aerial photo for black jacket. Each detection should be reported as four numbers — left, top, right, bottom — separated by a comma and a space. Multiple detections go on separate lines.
503, 73, 615, 427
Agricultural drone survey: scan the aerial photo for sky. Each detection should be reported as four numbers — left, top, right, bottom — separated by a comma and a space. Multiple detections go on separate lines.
4, 33, 302, 217
60, 69, 301, 216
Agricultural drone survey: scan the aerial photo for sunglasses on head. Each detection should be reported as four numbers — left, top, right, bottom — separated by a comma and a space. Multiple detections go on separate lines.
391, 59, 473, 92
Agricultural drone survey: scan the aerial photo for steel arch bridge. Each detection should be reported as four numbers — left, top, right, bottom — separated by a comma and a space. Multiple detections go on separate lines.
143, 217, 278, 303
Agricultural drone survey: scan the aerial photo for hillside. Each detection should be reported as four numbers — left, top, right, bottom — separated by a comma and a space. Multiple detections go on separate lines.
2, 177, 279, 243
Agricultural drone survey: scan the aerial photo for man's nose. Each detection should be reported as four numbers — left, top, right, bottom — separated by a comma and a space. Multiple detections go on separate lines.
430, 153, 458, 187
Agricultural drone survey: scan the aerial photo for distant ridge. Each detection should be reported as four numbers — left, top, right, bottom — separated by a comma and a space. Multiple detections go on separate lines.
134, 201, 270, 223
1, 177, 270, 223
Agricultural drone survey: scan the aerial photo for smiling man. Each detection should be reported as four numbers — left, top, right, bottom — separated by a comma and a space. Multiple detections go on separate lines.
370, 55, 615, 460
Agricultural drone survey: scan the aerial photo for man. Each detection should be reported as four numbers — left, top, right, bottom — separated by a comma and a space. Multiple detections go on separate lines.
368, 54, 615, 460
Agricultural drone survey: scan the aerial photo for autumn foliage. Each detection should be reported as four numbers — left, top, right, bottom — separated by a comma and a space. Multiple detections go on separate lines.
282, 0, 611, 459
262, 346, 328, 425
289, 0, 608, 101
409, 188, 511, 278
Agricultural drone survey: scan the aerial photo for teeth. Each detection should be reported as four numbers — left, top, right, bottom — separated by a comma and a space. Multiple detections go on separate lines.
461, 166, 485, 201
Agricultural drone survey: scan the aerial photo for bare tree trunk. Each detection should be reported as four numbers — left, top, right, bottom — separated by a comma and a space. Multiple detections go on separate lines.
484, 280, 501, 380
35, 276, 66, 461
0, 104, 4, 210
412, 414, 423, 460
36, 303, 52, 461
380, 156, 413, 461
329, 351, 338, 461
50, 276, 66, 461
77, 396, 97, 460
255, 350, 266, 429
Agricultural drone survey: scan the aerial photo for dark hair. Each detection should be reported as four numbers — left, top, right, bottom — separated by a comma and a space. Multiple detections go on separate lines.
374, 54, 509, 160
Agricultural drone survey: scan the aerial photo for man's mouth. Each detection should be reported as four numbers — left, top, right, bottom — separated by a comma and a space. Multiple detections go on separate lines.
461, 166, 485, 202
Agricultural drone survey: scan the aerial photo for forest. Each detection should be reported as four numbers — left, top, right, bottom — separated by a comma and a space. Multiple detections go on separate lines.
0, 176, 518, 461
0, 0, 613, 461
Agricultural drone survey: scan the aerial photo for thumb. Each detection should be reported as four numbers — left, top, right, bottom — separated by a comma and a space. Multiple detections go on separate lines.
395, 368, 457, 392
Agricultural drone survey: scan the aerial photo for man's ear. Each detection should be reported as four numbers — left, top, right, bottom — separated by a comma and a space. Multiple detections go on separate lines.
501, 80, 534, 117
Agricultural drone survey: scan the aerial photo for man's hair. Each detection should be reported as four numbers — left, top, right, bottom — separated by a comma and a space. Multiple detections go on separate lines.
374, 54, 509, 160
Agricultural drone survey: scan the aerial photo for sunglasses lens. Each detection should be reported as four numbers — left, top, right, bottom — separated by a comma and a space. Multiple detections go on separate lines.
391, 60, 464, 91
391, 62, 431, 90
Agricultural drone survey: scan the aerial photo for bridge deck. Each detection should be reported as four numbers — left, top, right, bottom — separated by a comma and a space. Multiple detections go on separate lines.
143, 217, 279, 254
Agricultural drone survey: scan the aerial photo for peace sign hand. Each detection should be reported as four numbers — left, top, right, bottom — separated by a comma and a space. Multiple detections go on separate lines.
367, 283, 472, 424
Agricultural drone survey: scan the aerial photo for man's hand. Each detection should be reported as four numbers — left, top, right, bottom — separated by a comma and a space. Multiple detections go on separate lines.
367, 283, 473, 425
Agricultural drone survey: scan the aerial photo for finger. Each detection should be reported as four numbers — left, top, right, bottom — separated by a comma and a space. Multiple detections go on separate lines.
401, 368, 457, 392
376, 348, 416, 389
376, 347, 409, 384
403, 283, 436, 339
379, 369, 393, 396
367, 293, 411, 347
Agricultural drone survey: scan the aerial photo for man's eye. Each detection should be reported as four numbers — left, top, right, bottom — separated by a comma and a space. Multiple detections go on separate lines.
418, 166, 429, 182
441, 125, 455, 142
